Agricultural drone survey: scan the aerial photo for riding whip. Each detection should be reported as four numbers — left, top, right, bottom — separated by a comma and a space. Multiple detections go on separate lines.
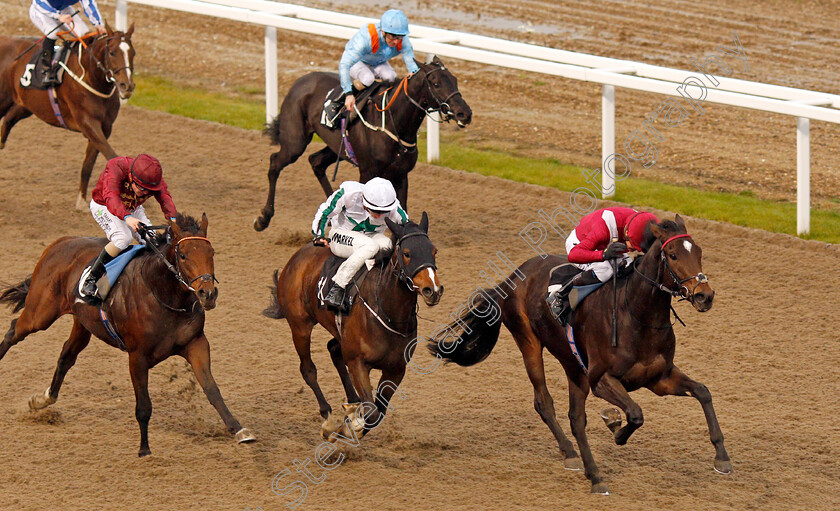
611, 237, 618, 347
14, 10, 80, 62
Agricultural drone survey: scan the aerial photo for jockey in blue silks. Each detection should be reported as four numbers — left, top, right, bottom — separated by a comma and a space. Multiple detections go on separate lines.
323, 9, 421, 123
29, 0, 107, 85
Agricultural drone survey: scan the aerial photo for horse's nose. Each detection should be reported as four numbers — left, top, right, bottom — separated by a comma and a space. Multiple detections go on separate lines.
198, 286, 218, 309
421, 287, 433, 299
457, 107, 472, 125
694, 290, 714, 310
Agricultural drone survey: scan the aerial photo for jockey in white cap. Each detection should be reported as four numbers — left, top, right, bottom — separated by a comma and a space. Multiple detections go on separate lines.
312, 177, 408, 312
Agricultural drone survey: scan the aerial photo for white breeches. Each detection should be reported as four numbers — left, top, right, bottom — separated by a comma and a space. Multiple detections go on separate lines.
30, 4, 90, 40
349, 61, 397, 88
329, 228, 392, 287
90, 200, 151, 250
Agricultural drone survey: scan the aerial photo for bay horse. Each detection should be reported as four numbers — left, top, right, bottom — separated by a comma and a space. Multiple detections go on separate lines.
254, 56, 471, 231
0, 214, 255, 457
0, 23, 135, 209
430, 215, 731, 494
263, 213, 442, 437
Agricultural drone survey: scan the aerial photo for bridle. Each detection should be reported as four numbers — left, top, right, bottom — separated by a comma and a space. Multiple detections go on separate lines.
633, 233, 709, 302
404, 63, 463, 121
139, 225, 218, 295
87, 34, 132, 88
390, 230, 436, 291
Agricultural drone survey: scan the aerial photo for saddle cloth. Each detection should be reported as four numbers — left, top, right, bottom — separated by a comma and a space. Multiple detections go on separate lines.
19, 41, 74, 89
316, 254, 370, 310
320, 80, 393, 129
548, 262, 606, 312
76, 245, 146, 303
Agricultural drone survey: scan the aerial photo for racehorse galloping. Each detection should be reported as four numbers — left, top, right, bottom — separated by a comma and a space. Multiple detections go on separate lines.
430, 215, 730, 495
254, 56, 471, 231
0, 214, 255, 456
0, 23, 135, 209
263, 214, 442, 436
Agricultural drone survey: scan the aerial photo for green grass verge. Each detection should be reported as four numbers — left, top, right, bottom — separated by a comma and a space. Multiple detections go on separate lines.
130, 74, 840, 243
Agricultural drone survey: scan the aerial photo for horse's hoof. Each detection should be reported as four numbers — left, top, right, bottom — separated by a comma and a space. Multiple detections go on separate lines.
564, 457, 584, 471
253, 217, 267, 232
600, 407, 622, 431
74, 193, 86, 211
138, 449, 151, 458
0, 141, 4, 150
714, 459, 733, 474
591, 482, 610, 495
320, 412, 346, 441
235, 428, 257, 444
28, 388, 56, 411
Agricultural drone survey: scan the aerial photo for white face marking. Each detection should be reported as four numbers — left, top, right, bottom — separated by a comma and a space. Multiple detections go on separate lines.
119, 41, 131, 80
683, 240, 692, 253
427, 268, 439, 292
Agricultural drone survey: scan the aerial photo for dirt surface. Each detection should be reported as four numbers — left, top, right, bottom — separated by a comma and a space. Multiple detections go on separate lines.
1, 2, 840, 511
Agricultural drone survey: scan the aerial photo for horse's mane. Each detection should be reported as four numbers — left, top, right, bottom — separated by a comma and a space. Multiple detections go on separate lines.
147, 213, 202, 248
639, 219, 683, 252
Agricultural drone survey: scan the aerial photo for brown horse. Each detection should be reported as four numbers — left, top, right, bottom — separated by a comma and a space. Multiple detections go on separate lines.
0, 214, 255, 457
430, 215, 730, 494
0, 24, 135, 209
263, 213, 442, 436
254, 56, 471, 231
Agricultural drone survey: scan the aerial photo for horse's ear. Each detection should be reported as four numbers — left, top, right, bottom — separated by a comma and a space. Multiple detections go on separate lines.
424, 53, 436, 65
419, 211, 429, 233
649, 222, 664, 241
674, 214, 686, 231
168, 217, 183, 239
199, 213, 209, 237
104, 20, 113, 36
385, 217, 403, 237
125, 22, 135, 40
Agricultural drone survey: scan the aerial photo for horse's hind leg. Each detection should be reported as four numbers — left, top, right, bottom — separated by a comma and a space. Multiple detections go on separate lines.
181, 335, 255, 443
0, 300, 63, 361
592, 373, 645, 446
254, 133, 310, 231
29, 318, 91, 410
649, 366, 731, 474
327, 338, 359, 403
513, 334, 582, 469
291, 322, 332, 419
128, 352, 153, 457
76, 140, 100, 210
365, 365, 406, 432
309, 146, 338, 198
0, 105, 33, 149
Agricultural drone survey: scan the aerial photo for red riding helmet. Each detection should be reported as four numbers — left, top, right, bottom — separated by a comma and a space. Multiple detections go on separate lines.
624, 211, 659, 251
130, 154, 164, 191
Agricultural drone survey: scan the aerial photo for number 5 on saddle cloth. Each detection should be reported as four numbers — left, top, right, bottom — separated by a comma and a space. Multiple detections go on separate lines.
19, 41, 73, 90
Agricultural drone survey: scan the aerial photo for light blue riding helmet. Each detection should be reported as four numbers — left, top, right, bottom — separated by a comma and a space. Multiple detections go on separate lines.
380, 9, 410, 36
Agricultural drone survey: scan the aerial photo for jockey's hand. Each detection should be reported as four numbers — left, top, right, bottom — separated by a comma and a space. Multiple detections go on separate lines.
95, 25, 107, 35
58, 14, 73, 25
344, 94, 356, 113
602, 241, 627, 260
125, 216, 143, 233
313, 235, 329, 247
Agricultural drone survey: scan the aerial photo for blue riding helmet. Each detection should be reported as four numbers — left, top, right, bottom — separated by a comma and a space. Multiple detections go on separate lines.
380, 9, 410, 36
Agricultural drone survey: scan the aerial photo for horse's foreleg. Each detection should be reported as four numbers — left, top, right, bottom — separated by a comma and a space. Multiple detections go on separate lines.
395, 174, 408, 211
567, 373, 608, 495
516, 338, 582, 469
327, 338, 359, 403
128, 353, 153, 457
255, 146, 304, 231
365, 365, 406, 433
0, 105, 33, 149
592, 373, 644, 445
345, 356, 375, 436
309, 146, 337, 198
29, 318, 91, 410
76, 140, 100, 210
650, 366, 731, 474
181, 335, 255, 444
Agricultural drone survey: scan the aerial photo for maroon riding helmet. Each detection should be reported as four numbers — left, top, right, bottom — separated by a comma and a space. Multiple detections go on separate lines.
130, 154, 164, 191
624, 211, 659, 251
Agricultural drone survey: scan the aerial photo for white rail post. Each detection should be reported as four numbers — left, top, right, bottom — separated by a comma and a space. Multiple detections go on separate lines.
115, 0, 127, 31
602, 84, 616, 198
264, 27, 278, 124
427, 112, 440, 162
796, 117, 811, 235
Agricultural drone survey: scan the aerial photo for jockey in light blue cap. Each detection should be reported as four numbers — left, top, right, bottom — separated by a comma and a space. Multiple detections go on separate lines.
323, 9, 420, 124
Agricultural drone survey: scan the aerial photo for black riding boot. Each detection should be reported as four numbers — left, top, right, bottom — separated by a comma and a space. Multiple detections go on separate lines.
323, 282, 350, 313
322, 91, 347, 128
547, 270, 601, 324
80, 248, 115, 305
41, 39, 58, 86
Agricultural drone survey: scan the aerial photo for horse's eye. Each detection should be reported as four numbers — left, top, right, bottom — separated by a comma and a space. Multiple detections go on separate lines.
109, 51, 115, 56
179, 253, 186, 260
668, 252, 677, 260
403, 250, 411, 258
433, 82, 440, 88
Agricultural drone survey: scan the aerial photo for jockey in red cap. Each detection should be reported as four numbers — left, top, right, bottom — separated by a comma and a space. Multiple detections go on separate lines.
80, 154, 177, 305
547, 206, 658, 322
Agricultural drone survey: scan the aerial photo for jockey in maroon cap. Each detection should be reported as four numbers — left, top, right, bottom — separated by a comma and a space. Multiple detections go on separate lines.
547, 207, 659, 322
80, 154, 177, 305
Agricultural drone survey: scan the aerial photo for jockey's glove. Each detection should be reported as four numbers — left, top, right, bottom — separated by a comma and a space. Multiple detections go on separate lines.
602, 241, 627, 260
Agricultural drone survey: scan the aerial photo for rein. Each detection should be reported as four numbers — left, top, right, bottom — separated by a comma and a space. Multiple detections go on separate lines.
57, 34, 131, 98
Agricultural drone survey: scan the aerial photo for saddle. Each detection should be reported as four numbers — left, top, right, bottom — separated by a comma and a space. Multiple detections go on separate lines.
321, 80, 393, 129
76, 245, 146, 304
19, 41, 75, 90
316, 254, 371, 311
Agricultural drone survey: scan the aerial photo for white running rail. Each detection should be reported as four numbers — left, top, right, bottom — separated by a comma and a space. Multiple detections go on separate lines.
115, 0, 840, 235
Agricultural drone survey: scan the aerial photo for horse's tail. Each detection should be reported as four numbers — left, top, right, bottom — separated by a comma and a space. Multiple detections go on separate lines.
428, 288, 504, 367
0, 276, 32, 314
263, 114, 283, 146
262, 269, 285, 319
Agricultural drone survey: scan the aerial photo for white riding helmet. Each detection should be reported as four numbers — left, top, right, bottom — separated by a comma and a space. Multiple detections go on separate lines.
362, 178, 398, 212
